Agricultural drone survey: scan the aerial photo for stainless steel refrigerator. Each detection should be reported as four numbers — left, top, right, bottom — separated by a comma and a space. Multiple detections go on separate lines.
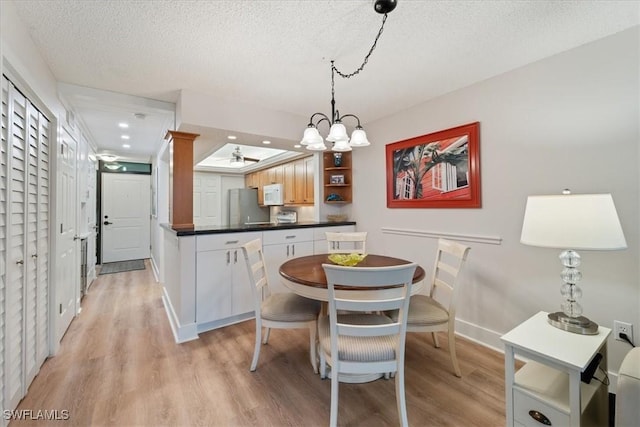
228, 188, 270, 226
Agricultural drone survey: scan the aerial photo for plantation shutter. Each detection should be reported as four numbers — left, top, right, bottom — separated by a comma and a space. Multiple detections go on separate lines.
1, 74, 51, 413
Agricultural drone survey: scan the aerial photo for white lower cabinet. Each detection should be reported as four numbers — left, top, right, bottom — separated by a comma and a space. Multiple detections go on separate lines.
262, 228, 315, 294
195, 232, 260, 325
187, 226, 357, 336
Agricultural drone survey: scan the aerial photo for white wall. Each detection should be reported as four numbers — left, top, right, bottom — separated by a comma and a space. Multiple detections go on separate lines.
354, 26, 639, 374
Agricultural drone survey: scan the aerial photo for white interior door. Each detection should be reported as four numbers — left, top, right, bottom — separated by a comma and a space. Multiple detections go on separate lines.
101, 173, 150, 263
56, 127, 78, 344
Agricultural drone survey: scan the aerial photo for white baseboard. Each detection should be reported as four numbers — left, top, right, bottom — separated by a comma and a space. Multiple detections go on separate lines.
161, 287, 198, 344
150, 255, 160, 283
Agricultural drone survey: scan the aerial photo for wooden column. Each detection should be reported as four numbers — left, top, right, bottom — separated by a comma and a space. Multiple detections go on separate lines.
165, 130, 199, 230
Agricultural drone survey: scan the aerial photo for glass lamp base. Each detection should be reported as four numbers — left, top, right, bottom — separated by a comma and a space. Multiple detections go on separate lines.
547, 311, 599, 335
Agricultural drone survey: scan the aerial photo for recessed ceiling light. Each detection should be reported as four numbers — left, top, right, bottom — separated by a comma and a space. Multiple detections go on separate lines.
294, 144, 302, 148
121, 135, 130, 140
227, 135, 237, 140
118, 122, 129, 128
262, 140, 271, 145
122, 144, 131, 148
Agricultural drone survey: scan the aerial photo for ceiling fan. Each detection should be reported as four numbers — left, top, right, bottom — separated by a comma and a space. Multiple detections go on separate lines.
231, 146, 259, 164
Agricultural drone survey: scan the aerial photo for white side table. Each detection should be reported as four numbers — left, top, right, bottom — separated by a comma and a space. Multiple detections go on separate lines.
501, 311, 610, 427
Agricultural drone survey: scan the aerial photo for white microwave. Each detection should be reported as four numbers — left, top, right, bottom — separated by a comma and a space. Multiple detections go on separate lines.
263, 183, 284, 206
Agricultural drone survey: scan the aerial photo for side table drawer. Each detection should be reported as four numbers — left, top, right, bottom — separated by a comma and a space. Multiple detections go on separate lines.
514, 389, 569, 427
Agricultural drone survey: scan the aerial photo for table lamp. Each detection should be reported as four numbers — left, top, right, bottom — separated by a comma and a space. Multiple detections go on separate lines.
520, 190, 627, 334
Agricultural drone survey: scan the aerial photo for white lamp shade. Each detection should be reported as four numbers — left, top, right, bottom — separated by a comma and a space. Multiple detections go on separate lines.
326, 123, 349, 142
332, 139, 352, 152
520, 193, 627, 250
349, 128, 370, 147
300, 127, 323, 146
306, 141, 327, 151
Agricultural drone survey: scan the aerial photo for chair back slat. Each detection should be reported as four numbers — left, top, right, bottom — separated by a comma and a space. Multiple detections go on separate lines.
242, 238, 272, 303
338, 323, 401, 337
429, 239, 471, 308
326, 231, 367, 254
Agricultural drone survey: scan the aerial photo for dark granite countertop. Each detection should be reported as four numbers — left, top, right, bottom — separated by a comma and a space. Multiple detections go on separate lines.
160, 221, 356, 236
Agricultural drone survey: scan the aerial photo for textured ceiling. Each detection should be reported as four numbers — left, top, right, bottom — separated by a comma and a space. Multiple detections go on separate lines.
10, 0, 640, 162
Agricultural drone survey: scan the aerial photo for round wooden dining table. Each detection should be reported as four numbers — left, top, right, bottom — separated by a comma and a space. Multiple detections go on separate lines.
279, 254, 426, 301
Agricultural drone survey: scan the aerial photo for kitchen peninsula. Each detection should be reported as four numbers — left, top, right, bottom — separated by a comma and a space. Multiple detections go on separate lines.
161, 221, 356, 343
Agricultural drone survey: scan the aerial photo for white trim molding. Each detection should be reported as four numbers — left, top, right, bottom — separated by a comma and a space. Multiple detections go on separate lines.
381, 227, 502, 245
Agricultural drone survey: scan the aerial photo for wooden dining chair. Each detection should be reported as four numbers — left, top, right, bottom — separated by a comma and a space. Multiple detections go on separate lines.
325, 231, 367, 254
241, 238, 321, 372
388, 238, 471, 377
319, 262, 418, 427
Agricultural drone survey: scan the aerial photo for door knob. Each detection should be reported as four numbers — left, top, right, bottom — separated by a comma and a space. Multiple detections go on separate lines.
104, 221, 113, 225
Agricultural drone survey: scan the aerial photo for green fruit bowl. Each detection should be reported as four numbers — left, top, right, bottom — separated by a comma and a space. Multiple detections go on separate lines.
327, 253, 367, 267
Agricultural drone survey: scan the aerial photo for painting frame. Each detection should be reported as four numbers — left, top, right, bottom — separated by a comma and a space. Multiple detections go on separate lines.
330, 174, 345, 185
386, 122, 481, 208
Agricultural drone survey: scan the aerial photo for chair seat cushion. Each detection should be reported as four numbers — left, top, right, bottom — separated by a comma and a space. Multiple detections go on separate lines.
318, 314, 396, 362
387, 295, 449, 326
261, 292, 320, 322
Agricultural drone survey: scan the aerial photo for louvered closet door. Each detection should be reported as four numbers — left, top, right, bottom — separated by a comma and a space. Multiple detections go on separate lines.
24, 103, 49, 385
35, 108, 49, 368
1, 76, 9, 420
5, 77, 28, 410
1, 75, 50, 411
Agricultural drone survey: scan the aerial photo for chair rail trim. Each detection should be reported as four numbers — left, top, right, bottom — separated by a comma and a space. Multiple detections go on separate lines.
381, 227, 502, 245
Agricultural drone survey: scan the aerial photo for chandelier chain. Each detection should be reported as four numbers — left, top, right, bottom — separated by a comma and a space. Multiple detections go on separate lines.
332, 13, 388, 80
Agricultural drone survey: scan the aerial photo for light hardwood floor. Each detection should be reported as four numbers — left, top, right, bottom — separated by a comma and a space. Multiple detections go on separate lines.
12, 260, 509, 426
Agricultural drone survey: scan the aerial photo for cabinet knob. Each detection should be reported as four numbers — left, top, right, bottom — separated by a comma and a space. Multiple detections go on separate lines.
528, 410, 551, 426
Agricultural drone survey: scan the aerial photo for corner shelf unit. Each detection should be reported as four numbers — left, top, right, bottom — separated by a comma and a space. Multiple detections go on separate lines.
323, 151, 352, 204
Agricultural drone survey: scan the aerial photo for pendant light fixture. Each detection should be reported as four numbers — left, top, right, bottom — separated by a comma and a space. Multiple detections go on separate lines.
300, 0, 398, 152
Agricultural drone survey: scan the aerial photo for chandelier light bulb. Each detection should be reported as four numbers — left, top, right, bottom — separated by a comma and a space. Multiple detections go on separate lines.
306, 141, 328, 151
349, 128, 370, 147
300, 126, 323, 146
326, 123, 349, 143
332, 139, 352, 152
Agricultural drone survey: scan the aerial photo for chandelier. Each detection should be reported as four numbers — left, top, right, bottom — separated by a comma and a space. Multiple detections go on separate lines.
300, 0, 398, 152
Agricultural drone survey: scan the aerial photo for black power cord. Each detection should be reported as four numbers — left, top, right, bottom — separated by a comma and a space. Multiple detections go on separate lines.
619, 332, 636, 348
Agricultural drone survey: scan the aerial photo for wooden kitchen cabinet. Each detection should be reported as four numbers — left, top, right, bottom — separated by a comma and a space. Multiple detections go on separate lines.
283, 158, 313, 205
267, 164, 283, 185
246, 156, 313, 206
245, 172, 258, 189
283, 162, 296, 204
302, 156, 314, 204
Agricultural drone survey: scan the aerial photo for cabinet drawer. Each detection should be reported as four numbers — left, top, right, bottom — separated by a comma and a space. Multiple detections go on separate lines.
196, 232, 262, 252
262, 228, 314, 245
514, 389, 569, 427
